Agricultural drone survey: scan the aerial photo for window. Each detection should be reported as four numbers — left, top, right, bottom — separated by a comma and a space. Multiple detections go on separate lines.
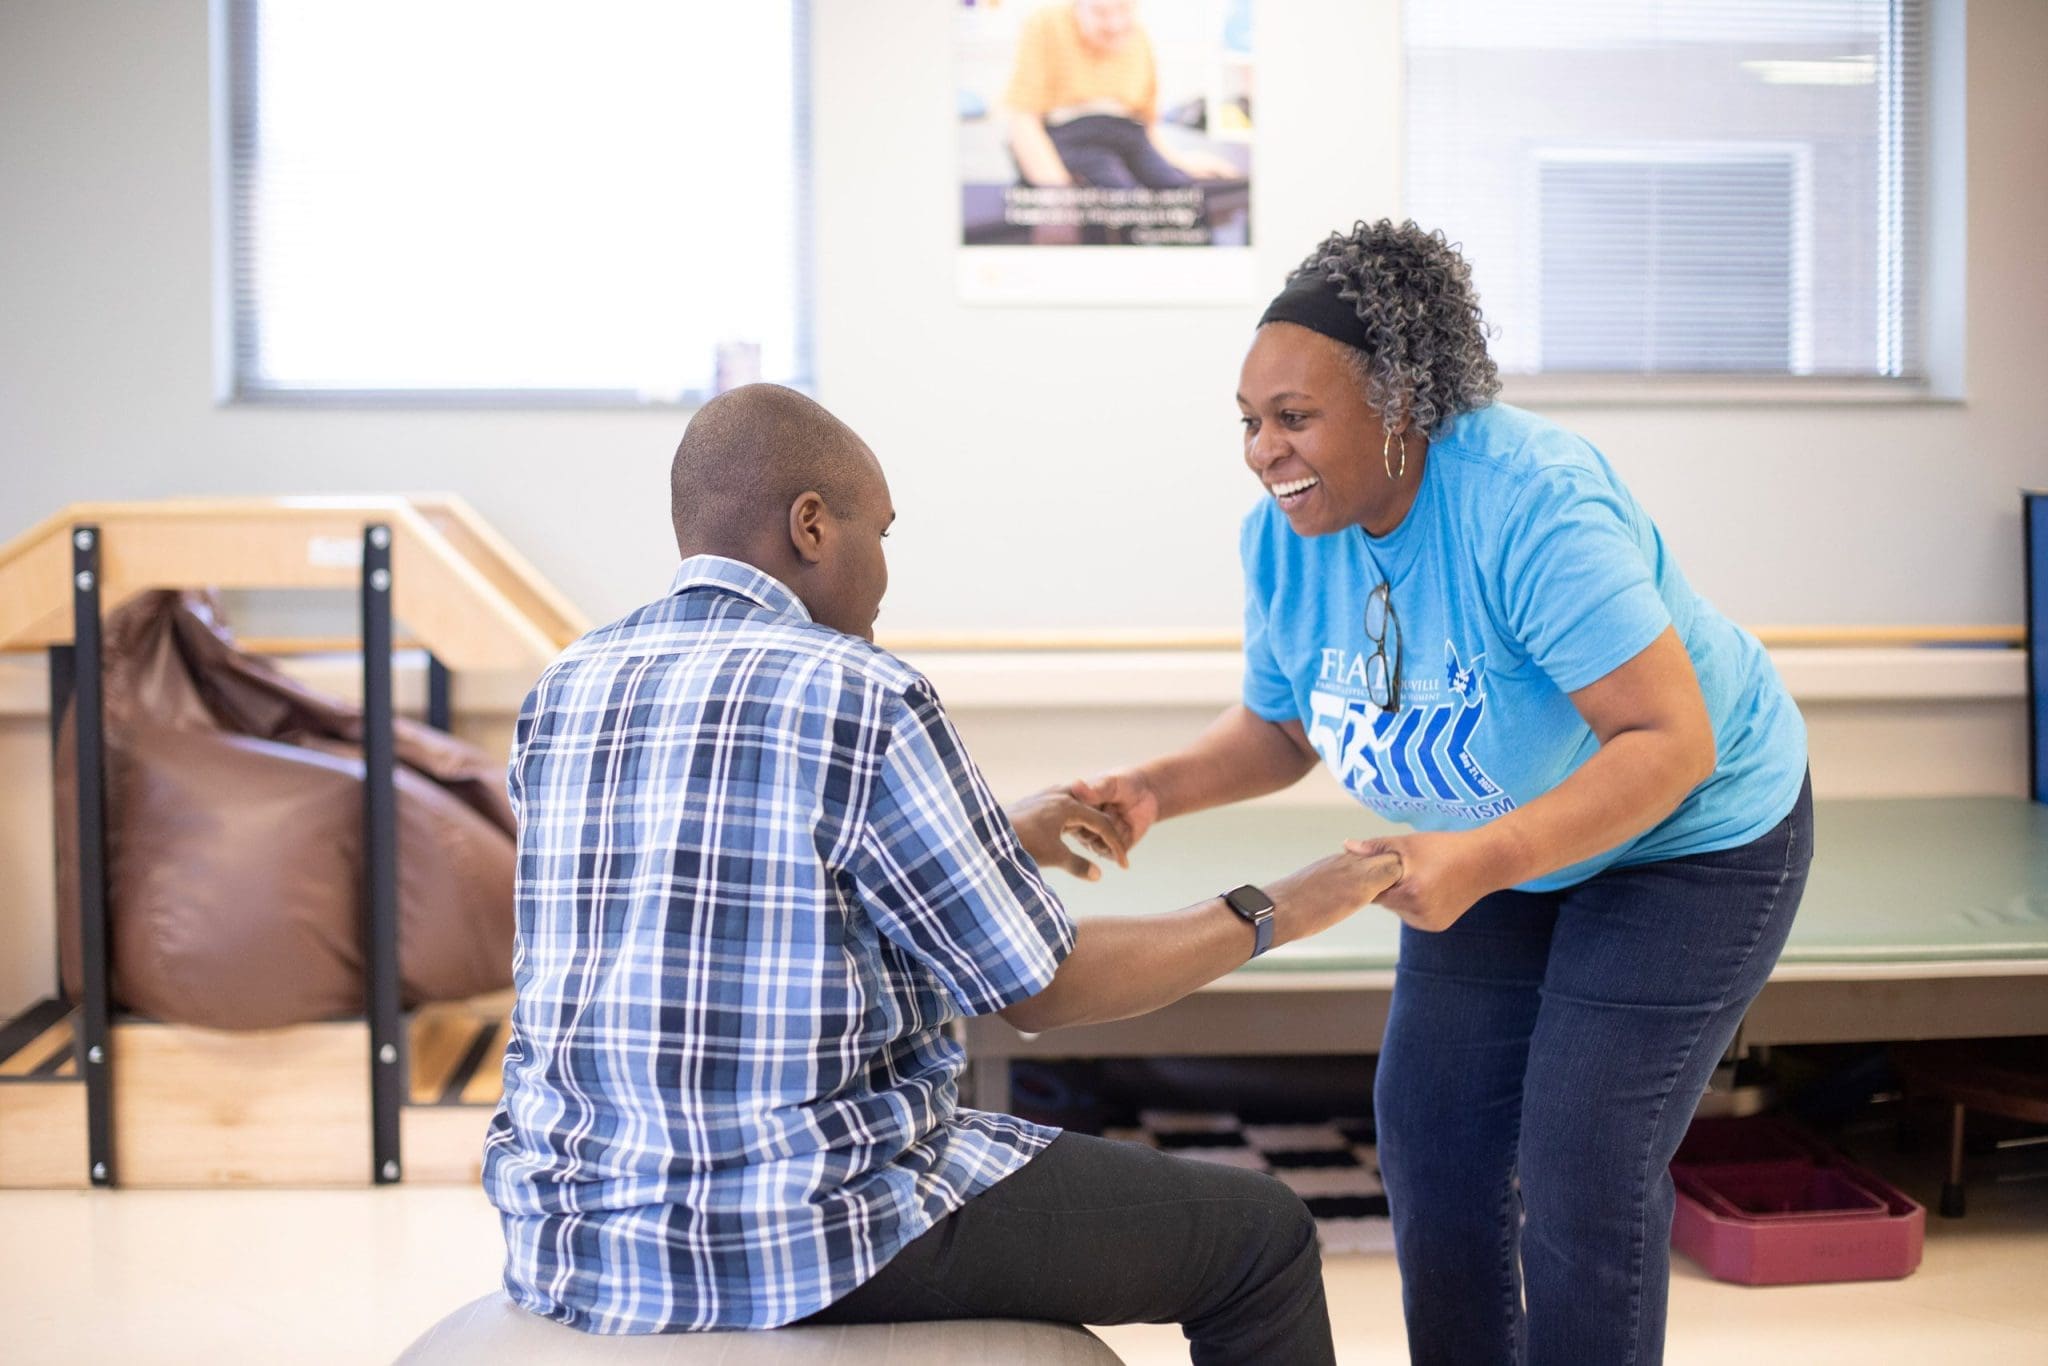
223, 1, 810, 403
1404, 0, 1926, 380
1536, 148, 1807, 373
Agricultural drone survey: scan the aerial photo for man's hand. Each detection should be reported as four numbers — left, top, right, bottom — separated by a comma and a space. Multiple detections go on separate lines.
1342, 829, 1504, 933
1068, 770, 1160, 850
1265, 846, 1405, 944
1007, 787, 1130, 882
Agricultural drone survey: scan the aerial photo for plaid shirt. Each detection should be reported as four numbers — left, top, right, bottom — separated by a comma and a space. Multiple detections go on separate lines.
481, 556, 1075, 1333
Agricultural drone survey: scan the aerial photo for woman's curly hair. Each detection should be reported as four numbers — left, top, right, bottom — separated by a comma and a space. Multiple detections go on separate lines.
1285, 219, 1500, 439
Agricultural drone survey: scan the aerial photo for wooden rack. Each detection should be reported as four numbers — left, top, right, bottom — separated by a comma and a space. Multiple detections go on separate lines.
0, 498, 583, 1188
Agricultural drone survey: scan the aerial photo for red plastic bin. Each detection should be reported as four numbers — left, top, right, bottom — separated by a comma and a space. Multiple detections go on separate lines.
1670, 1117, 1924, 1285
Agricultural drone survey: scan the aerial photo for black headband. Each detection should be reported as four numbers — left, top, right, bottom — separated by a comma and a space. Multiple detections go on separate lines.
1258, 272, 1372, 354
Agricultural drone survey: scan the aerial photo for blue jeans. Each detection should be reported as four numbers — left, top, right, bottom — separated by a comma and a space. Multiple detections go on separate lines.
1375, 776, 1812, 1365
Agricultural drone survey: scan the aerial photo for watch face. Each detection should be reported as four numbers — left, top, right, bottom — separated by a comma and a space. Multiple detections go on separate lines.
1228, 884, 1275, 918
1225, 883, 1276, 958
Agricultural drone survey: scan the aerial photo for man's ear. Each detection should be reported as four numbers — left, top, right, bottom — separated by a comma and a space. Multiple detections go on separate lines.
788, 490, 831, 565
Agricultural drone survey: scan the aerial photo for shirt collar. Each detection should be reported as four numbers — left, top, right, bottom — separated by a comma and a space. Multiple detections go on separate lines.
668, 554, 813, 624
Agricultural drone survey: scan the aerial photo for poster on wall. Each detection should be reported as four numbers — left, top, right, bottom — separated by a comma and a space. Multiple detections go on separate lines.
956, 0, 1256, 305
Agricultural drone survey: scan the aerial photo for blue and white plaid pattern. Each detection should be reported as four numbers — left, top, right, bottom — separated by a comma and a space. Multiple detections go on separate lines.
482, 556, 1076, 1333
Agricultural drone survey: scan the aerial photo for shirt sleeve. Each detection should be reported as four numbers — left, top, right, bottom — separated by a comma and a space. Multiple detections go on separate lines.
1240, 509, 1298, 721
850, 679, 1077, 1016
1002, 11, 1054, 115
1497, 465, 1673, 694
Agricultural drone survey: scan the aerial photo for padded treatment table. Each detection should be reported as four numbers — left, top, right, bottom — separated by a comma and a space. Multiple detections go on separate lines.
963, 798, 2048, 1112
396, 1294, 1124, 1364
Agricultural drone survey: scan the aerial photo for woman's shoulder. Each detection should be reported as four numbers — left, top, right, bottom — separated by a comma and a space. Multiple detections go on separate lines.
1433, 402, 1609, 498
1435, 402, 1580, 464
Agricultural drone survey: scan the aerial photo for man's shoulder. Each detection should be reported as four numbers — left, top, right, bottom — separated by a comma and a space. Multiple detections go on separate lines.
538, 598, 928, 713
789, 625, 929, 703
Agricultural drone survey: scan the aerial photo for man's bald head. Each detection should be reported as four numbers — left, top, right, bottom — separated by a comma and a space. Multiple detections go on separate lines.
670, 383, 880, 557
669, 384, 895, 641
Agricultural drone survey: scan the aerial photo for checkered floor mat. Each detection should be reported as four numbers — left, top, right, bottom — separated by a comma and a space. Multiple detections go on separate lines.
1103, 1111, 1394, 1255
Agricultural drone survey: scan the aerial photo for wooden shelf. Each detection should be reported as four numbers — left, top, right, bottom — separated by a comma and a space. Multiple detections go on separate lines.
0, 496, 587, 672
0, 996, 513, 1189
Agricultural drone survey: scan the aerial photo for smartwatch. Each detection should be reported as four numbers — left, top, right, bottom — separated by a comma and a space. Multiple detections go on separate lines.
1222, 884, 1276, 959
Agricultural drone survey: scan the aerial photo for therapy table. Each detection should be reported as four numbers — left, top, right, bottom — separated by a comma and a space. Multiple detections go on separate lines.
963, 798, 2048, 1112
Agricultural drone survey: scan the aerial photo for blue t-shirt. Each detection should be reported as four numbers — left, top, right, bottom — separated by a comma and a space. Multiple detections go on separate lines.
1242, 402, 1807, 891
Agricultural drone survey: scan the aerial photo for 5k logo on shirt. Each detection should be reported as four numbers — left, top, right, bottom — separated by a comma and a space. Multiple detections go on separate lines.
1308, 642, 1517, 821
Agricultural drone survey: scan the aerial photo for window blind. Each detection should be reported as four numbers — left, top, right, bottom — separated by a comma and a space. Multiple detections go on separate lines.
1404, 0, 1926, 379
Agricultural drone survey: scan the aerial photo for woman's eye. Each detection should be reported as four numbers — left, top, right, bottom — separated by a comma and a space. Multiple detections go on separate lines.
1281, 411, 1307, 427
1239, 416, 1258, 432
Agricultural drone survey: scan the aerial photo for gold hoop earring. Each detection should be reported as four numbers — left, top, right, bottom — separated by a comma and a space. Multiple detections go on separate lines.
1382, 427, 1407, 482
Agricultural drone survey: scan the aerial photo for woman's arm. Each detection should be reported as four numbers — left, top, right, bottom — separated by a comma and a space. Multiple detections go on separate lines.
1072, 703, 1320, 849
1350, 627, 1717, 930
1486, 626, 1717, 882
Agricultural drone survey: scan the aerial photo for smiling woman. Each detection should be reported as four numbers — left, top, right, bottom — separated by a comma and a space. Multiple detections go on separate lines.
1074, 218, 1814, 1365
1237, 229, 1498, 539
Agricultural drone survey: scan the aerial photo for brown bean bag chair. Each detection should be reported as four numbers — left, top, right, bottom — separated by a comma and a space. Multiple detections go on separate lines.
54, 591, 515, 1029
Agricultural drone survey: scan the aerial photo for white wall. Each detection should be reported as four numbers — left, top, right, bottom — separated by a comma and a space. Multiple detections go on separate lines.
1, 0, 2044, 641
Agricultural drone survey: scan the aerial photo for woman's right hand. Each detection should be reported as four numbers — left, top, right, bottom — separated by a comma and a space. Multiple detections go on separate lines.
1069, 770, 1162, 852
1265, 848, 1405, 945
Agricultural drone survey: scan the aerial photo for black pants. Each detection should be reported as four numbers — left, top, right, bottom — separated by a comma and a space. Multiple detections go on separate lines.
800, 1130, 1335, 1365
1046, 114, 1193, 189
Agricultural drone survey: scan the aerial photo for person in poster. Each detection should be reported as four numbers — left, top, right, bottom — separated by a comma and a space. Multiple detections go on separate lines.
1003, 0, 1239, 192
959, 0, 1252, 250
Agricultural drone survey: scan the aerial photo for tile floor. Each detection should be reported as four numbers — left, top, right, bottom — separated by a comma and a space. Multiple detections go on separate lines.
1, 1150, 2043, 1364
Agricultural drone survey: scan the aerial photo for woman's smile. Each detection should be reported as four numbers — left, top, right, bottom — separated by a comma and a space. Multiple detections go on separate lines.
1269, 474, 1322, 511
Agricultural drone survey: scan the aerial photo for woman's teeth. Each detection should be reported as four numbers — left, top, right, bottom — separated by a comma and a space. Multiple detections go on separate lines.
1272, 476, 1320, 504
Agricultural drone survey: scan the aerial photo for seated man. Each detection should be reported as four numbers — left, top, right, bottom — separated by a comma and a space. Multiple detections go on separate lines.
481, 384, 1399, 1365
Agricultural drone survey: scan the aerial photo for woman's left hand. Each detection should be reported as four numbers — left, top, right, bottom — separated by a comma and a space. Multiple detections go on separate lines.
1342, 829, 1505, 933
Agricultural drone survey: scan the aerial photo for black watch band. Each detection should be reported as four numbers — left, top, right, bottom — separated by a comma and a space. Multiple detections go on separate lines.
1222, 883, 1276, 959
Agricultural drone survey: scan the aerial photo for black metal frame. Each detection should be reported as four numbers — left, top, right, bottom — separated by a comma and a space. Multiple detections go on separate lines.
2027, 491, 2045, 805
56, 520, 411, 1186
361, 525, 404, 1183
47, 642, 74, 995
427, 654, 453, 734
69, 527, 114, 1186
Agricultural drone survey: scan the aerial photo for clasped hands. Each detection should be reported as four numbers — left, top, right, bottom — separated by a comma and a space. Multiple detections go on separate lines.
1004, 773, 1496, 934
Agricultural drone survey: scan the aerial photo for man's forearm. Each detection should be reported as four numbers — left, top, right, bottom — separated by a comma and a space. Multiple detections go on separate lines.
1000, 844, 1400, 1033
1007, 904, 1248, 1033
